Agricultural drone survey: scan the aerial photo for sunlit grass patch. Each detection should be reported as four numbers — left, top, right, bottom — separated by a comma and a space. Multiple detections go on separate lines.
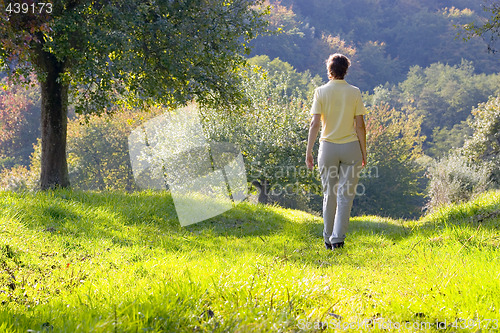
0, 190, 499, 332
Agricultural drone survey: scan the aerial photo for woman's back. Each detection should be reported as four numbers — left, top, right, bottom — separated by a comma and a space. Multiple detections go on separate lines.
310, 79, 365, 144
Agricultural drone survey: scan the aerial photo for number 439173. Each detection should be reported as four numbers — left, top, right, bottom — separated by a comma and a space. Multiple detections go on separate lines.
5, 2, 52, 14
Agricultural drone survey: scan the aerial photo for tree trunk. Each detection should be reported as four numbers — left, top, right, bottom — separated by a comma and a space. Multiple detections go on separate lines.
36, 51, 70, 190
252, 179, 270, 204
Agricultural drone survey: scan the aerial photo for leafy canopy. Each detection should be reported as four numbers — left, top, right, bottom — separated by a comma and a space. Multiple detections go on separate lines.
353, 103, 426, 218
0, 0, 268, 113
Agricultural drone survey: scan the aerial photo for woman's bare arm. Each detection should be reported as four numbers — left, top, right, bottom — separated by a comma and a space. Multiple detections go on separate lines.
355, 115, 367, 167
306, 114, 321, 170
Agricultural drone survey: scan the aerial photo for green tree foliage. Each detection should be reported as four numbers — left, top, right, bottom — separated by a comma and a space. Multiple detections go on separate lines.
249, 0, 314, 74
426, 151, 490, 211
0, 75, 40, 169
401, 61, 499, 128
461, 94, 500, 185
66, 111, 155, 191
352, 104, 426, 218
0, 0, 267, 189
397, 61, 499, 151
0, 164, 37, 191
249, 1, 360, 84
392, 9, 449, 68
364, 62, 499, 157
307, 34, 359, 84
247, 55, 322, 98
354, 41, 404, 90
200, 58, 316, 210
426, 121, 472, 158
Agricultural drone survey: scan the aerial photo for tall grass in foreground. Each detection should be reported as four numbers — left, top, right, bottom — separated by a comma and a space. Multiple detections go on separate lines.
0, 189, 499, 332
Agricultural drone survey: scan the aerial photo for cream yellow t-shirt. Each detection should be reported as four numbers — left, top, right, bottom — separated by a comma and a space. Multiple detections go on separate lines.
310, 80, 366, 144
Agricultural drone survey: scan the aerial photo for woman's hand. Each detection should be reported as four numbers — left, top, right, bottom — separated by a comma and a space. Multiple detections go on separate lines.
306, 152, 314, 170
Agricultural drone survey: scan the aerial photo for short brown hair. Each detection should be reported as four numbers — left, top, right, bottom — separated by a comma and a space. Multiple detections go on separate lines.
326, 53, 351, 80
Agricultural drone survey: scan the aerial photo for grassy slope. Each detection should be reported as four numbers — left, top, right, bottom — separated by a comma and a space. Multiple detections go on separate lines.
0, 189, 499, 332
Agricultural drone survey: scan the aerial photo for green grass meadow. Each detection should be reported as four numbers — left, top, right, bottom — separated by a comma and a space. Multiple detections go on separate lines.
0, 189, 499, 332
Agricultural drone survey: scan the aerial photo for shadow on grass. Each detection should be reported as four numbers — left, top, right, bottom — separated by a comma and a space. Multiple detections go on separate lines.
1, 189, 498, 264
0, 190, 178, 246
1, 190, 313, 244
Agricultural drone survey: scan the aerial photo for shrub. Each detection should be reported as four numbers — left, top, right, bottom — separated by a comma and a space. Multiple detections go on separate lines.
426, 151, 490, 211
0, 165, 38, 192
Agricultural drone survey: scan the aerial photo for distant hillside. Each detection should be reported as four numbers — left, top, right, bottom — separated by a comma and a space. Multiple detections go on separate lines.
250, 0, 499, 91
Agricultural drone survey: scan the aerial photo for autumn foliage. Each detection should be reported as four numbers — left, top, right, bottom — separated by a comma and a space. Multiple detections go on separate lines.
0, 75, 40, 168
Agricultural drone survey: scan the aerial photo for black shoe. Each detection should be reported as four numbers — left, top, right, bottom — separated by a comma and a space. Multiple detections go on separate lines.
324, 242, 332, 250
332, 242, 344, 249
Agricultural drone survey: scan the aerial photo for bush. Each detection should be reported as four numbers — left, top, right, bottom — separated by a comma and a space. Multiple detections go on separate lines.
426, 151, 490, 212
0, 165, 38, 192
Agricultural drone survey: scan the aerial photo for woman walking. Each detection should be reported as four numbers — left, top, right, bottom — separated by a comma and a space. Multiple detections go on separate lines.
305, 53, 367, 250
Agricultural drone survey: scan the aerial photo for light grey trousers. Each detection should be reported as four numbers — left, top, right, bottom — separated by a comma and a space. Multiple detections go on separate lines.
318, 140, 363, 244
